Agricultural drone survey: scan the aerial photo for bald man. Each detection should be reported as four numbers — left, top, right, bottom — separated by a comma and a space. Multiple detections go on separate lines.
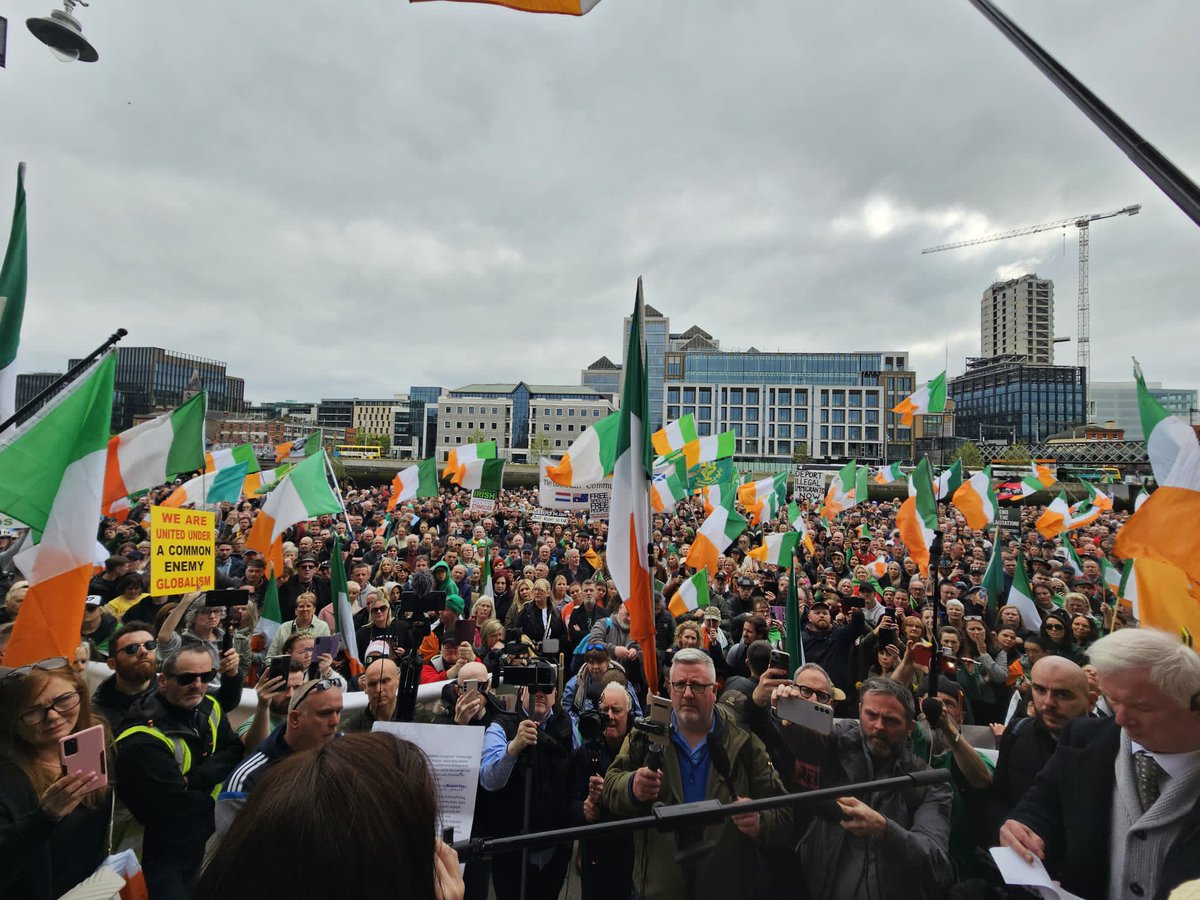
990, 656, 1097, 829
341, 657, 402, 733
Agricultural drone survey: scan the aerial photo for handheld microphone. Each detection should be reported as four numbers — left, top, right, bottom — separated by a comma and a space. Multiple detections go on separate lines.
921, 697, 944, 729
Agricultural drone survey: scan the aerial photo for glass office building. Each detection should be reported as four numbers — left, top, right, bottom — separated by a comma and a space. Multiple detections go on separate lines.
580, 356, 621, 400
949, 355, 1086, 444
1089, 381, 1197, 440
50, 347, 245, 432
664, 350, 913, 463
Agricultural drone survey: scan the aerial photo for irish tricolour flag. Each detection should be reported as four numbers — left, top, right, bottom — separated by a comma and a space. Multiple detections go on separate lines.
748, 531, 799, 567
873, 462, 903, 485
668, 571, 709, 618
444, 440, 497, 482
453, 458, 505, 492
892, 371, 946, 427
738, 473, 787, 526
0, 164, 29, 424
651, 468, 687, 514
787, 501, 815, 554
686, 496, 747, 575
547, 410, 619, 486
102, 392, 207, 517
245, 453, 342, 564
1035, 492, 1072, 540
652, 414, 699, 458
682, 431, 735, 469
952, 465, 999, 530
823, 460, 860, 519
0, 354, 115, 665
1008, 553, 1045, 633
1115, 362, 1200, 584
163, 461, 248, 509
388, 458, 439, 510
897, 458, 937, 576
607, 280, 658, 692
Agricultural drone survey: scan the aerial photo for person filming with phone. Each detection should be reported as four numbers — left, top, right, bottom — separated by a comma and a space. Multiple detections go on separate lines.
0, 658, 111, 900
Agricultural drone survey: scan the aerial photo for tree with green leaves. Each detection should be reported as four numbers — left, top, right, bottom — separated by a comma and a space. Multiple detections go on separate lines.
951, 441, 985, 469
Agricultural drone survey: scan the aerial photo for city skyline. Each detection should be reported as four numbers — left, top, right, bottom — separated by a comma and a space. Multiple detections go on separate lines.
4, 2, 1198, 402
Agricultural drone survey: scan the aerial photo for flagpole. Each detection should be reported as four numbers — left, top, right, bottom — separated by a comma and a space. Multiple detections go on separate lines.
322, 450, 357, 554
0, 328, 128, 434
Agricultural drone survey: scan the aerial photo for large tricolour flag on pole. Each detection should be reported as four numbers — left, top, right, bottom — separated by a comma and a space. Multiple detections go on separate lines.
667, 571, 709, 618
823, 460, 859, 519
102, 392, 207, 516
1035, 492, 1072, 540
0, 354, 115, 665
546, 409, 619, 486
443, 440, 497, 482
453, 457, 505, 491
329, 535, 361, 674
1008, 553, 1045, 633
411, 0, 601, 14
0, 164, 28, 424
162, 461, 248, 509
952, 465, 998, 530
1115, 362, 1200, 586
686, 496, 747, 575
245, 453, 342, 563
892, 371, 946, 427
652, 414, 698, 458
748, 532, 799, 567
897, 457, 937, 576
388, 458, 439, 510
681, 431, 735, 469
607, 279, 658, 692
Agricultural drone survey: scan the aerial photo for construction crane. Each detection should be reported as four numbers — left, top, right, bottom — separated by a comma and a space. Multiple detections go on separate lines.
921, 204, 1141, 382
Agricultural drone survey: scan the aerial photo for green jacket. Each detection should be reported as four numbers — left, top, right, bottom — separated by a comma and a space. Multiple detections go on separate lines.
602, 704, 789, 900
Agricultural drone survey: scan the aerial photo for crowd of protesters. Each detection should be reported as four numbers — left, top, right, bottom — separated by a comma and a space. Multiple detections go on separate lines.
0, 469, 1198, 900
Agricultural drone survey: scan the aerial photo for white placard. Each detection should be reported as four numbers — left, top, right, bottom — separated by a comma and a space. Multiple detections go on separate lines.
538, 459, 611, 510
372, 721, 486, 845
792, 466, 824, 505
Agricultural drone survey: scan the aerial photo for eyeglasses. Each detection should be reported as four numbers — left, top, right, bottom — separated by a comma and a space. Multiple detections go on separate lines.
0, 656, 71, 681
370, 606, 389, 614
20, 690, 81, 725
117, 640, 158, 656
668, 681, 714, 695
796, 685, 834, 704
289, 678, 337, 712
1044, 623, 1066, 632
963, 615, 984, 622
168, 670, 217, 686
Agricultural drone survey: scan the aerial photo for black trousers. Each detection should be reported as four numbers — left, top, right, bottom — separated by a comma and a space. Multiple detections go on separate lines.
491, 844, 571, 900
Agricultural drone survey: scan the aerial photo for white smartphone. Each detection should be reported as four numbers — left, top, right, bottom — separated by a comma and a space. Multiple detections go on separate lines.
775, 696, 835, 736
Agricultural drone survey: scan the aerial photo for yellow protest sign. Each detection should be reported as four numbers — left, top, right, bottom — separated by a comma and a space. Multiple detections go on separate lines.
150, 506, 215, 596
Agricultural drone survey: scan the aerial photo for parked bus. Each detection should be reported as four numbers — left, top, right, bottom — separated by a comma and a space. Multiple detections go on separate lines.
1056, 465, 1120, 484
334, 444, 382, 460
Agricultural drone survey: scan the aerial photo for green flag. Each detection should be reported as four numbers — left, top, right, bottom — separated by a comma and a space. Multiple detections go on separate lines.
785, 559, 804, 668
0, 164, 28, 422
981, 535, 1007, 612
330, 534, 360, 663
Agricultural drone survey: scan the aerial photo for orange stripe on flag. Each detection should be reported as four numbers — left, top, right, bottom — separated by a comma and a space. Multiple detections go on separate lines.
547, 455, 573, 486
4, 563, 93, 666
1132, 557, 1200, 640
624, 514, 658, 694
1115, 487, 1200, 585
893, 397, 918, 428
897, 496, 930, 576
101, 436, 129, 513
686, 533, 721, 575
952, 482, 987, 531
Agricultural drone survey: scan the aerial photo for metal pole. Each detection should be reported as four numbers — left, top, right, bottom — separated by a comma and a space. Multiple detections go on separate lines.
0, 328, 127, 434
967, 0, 1200, 228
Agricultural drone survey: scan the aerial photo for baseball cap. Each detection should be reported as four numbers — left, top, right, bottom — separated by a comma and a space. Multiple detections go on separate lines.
702, 606, 722, 621
737, 576, 753, 587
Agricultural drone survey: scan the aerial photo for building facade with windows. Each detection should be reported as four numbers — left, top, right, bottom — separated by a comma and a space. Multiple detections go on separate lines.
436, 383, 613, 464
981, 275, 1055, 365
1088, 380, 1197, 441
580, 356, 621, 401
949, 355, 1086, 445
663, 350, 914, 463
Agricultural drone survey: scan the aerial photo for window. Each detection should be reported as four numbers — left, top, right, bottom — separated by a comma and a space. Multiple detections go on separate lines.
683, 388, 696, 404
832, 426, 845, 439
746, 389, 759, 405
778, 424, 791, 438
849, 391, 861, 405
543, 424, 550, 432
468, 406, 475, 414
593, 409, 600, 417
832, 409, 845, 424
849, 410, 862, 424
568, 408, 575, 417
777, 408, 791, 422
746, 407, 759, 422
728, 408, 742, 422
492, 406, 499, 415
668, 388, 681, 404
746, 424, 759, 437
667, 406, 681, 420
456, 406, 463, 414
555, 440, 562, 447
699, 388, 712, 404
556, 424, 562, 432
779, 388, 791, 405
730, 389, 743, 405
832, 390, 845, 406
556, 408, 563, 416
849, 426, 862, 440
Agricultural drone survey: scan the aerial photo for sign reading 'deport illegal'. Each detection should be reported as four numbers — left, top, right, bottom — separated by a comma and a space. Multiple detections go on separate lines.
150, 506, 216, 596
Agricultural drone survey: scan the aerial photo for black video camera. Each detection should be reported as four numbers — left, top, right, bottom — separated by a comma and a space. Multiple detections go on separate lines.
578, 708, 609, 743
500, 663, 558, 693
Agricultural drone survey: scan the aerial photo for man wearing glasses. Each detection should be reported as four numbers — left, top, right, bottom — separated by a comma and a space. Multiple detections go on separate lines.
603, 648, 789, 900
114, 642, 249, 900
214, 675, 343, 838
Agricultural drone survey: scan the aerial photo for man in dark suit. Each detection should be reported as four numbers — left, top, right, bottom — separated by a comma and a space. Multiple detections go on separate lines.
1001, 627, 1200, 900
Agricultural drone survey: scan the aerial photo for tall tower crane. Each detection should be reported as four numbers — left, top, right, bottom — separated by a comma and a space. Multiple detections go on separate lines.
921, 203, 1141, 382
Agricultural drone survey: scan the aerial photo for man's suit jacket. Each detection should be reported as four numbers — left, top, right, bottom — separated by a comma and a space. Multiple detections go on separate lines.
1010, 716, 1200, 900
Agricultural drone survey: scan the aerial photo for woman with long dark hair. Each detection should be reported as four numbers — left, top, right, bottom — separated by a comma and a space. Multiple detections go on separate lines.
193, 733, 462, 900
0, 660, 112, 900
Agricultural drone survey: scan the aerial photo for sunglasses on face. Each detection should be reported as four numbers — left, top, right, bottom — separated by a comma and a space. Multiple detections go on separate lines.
290, 678, 337, 711
117, 640, 158, 656
168, 669, 217, 686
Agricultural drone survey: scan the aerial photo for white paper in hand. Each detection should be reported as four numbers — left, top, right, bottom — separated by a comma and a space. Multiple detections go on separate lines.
989, 846, 1087, 900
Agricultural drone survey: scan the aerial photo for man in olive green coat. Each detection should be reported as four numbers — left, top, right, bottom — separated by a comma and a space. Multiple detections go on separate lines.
602, 648, 790, 900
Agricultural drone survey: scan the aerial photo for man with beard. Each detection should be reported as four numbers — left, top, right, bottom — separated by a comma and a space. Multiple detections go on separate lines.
800, 599, 865, 707
91, 621, 161, 728
569, 682, 635, 900
797, 677, 954, 900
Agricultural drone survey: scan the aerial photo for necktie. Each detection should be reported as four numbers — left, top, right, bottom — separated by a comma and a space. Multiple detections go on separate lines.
1133, 750, 1165, 813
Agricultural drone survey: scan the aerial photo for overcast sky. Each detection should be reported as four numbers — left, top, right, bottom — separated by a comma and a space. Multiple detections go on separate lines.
4, 1, 1197, 404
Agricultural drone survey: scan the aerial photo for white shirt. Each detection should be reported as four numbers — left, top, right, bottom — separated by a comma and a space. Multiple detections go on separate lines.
1130, 741, 1200, 782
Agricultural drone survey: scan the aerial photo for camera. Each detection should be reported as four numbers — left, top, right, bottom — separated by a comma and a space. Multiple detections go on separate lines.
500, 663, 558, 692
577, 708, 609, 743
